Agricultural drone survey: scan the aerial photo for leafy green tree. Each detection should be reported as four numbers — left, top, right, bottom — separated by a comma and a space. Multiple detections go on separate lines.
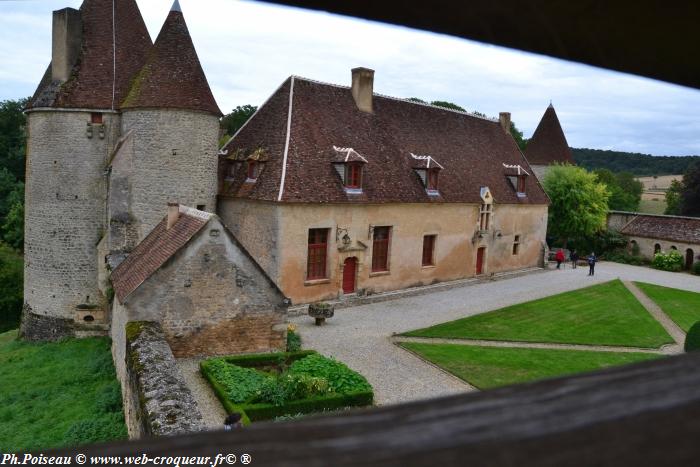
220, 105, 257, 142
665, 179, 683, 215
0, 242, 23, 332
594, 169, 642, 211
407, 97, 427, 103
509, 122, 527, 151
543, 164, 610, 248
680, 162, 700, 217
430, 100, 466, 111
0, 98, 28, 182
3, 201, 23, 251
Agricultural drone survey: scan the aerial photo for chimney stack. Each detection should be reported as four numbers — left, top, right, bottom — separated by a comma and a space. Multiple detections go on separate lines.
351, 67, 374, 113
499, 112, 511, 134
51, 8, 82, 82
167, 203, 180, 230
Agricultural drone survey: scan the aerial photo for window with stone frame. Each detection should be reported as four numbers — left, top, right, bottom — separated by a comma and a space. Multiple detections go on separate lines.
422, 234, 436, 266
479, 203, 492, 231
307, 228, 329, 280
372, 226, 391, 272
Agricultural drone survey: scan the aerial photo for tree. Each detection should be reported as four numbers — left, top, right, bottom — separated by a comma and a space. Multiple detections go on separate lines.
407, 97, 426, 103
543, 164, 610, 247
3, 201, 23, 251
594, 169, 642, 211
0, 242, 23, 333
680, 161, 700, 217
665, 179, 683, 215
509, 122, 527, 152
430, 100, 466, 111
220, 105, 257, 142
0, 98, 28, 182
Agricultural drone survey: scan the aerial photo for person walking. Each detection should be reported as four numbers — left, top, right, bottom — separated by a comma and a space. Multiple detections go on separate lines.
224, 413, 243, 431
555, 249, 565, 269
570, 250, 579, 269
587, 252, 597, 276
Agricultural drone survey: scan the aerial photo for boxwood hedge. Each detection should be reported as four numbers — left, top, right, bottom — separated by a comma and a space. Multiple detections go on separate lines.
201, 350, 373, 423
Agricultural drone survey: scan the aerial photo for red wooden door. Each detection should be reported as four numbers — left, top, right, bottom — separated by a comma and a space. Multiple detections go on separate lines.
476, 247, 485, 275
343, 257, 357, 294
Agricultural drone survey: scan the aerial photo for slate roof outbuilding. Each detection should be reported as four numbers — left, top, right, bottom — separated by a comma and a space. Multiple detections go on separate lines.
220, 77, 548, 205
620, 214, 700, 245
29, 0, 152, 110
524, 104, 574, 166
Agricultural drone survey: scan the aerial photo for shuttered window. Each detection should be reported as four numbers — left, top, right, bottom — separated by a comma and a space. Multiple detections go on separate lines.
307, 228, 329, 280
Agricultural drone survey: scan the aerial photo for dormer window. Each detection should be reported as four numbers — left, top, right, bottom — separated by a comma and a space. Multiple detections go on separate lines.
410, 153, 443, 196
246, 161, 258, 181
332, 146, 368, 194
503, 163, 529, 197
346, 162, 363, 188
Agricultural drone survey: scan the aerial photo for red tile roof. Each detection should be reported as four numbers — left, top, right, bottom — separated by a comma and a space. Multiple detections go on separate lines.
220, 77, 548, 205
121, 7, 221, 115
111, 206, 210, 303
620, 214, 700, 244
29, 0, 152, 110
524, 105, 574, 166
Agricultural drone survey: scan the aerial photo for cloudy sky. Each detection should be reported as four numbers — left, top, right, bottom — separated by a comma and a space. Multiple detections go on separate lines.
1, 0, 699, 156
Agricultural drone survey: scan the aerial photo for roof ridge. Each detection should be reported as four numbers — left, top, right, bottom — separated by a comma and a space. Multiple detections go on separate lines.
290, 75, 499, 122
610, 210, 700, 221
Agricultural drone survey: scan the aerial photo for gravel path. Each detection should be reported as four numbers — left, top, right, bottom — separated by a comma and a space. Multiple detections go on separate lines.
623, 280, 686, 347
291, 263, 700, 406
176, 357, 227, 430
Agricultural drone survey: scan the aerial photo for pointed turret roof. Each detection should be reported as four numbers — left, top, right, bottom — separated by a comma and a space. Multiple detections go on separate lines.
29, 0, 152, 110
121, 1, 221, 115
524, 104, 574, 165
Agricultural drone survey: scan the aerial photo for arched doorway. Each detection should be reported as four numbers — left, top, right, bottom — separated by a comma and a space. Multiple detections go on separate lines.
342, 257, 357, 294
654, 243, 661, 255
687, 249, 695, 270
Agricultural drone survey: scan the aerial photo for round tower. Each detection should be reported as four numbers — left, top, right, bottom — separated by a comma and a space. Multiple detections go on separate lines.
118, 0, 222, 241
21, 0, 151, 340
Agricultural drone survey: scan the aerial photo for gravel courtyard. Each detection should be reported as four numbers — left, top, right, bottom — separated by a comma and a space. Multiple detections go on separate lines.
290, 263, 700, 406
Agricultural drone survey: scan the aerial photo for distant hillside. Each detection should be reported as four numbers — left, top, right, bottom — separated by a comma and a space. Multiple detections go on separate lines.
571, 148, 700, 176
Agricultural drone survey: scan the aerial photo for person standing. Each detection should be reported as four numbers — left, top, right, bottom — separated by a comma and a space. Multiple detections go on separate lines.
570, 250, 579, 269
587, 252, 597, 276
555, 249, 565, 269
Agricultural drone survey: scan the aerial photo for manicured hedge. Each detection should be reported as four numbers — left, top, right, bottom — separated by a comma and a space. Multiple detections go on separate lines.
200, 350, 373, 423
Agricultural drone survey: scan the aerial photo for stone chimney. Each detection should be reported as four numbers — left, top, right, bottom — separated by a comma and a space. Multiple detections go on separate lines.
499, 112, 511, 134
351, 67, 374, 113
52, 8, 82, 83
167, 203, 180, 230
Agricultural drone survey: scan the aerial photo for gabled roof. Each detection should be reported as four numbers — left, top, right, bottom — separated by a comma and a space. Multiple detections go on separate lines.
619, 213, 700, 244
121, 2, 221, 116
524, 104, 574, 166
29, 0, 152, 110
220, 76, 548, 205
111, 206, 212, 303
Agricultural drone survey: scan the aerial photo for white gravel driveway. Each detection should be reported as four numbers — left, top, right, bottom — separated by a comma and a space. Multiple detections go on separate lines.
290, 263, 700, 406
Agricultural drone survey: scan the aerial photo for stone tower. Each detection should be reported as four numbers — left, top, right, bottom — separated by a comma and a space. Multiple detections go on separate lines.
111, 0, 222, 252
524, 104, 574, 181
21, 0, 152, 340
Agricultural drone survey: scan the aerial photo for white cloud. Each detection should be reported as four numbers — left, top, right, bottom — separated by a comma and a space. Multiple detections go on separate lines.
1, 0, 698, 156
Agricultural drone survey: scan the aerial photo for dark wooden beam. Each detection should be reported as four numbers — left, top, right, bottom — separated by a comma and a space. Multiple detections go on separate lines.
53, 352, 700, 465
260, 0, 700, 90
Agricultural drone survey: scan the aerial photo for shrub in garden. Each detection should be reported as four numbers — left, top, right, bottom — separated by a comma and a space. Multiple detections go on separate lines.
684, 321, 700, 352
204, 358, 270, 403
286, 323, 301, 352
651, 250, 683, 272
289, 353, 372, 393
692, 261, 700, 276
604, 249, 646, 266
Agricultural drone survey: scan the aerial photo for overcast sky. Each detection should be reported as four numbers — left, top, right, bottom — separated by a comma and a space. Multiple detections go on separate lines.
1, 0, 699, 156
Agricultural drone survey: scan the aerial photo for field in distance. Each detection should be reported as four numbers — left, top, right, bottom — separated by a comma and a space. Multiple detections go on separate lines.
635, 174, 682, 190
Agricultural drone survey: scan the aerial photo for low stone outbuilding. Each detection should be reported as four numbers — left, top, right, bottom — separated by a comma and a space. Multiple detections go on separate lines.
110, 204, 288, 358
608, 211, 700, 270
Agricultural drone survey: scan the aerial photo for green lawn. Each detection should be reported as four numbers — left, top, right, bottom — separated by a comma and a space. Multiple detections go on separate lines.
635, 282, 700, 332
403, 280, 673, 348
400, 342, 660, 389
0, 330, 127, 452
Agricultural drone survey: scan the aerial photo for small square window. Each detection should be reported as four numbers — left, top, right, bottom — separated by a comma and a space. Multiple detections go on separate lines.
91, 113, 103, 124
197, 204, 205, 211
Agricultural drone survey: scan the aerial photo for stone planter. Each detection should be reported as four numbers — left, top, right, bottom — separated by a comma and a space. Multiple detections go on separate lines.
308, 302, 334, 326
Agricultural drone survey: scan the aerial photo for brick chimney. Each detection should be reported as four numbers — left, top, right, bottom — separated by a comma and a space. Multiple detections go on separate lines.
499, 112, 511, 134
52, 8, 82, 82
351, 67, 374, 113
167, 203, 180, 230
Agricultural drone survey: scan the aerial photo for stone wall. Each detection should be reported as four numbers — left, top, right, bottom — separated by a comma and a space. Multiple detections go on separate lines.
122, 217, 287, 357
120, 109, 219, 243
122, 321, 203, 438
607, 211, 638, 231
24, 110, 118, 335
221, 200, 548, 305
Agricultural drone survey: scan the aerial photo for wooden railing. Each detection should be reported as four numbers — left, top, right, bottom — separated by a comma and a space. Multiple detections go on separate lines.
54, 352, 700, 465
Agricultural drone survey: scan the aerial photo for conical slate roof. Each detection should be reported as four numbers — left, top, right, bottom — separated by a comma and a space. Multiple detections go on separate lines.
30, 0, 152, 110
524, 104, 574, 165
121, 2, 221, 116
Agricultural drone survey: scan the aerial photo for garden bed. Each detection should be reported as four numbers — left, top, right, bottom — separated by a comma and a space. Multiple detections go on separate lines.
200, 350, 373, 423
